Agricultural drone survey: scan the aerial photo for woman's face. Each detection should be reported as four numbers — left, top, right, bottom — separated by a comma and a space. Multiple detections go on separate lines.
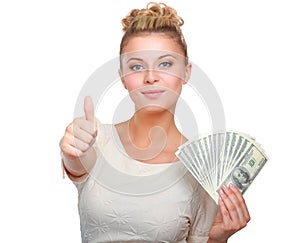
119, 34, 191, 112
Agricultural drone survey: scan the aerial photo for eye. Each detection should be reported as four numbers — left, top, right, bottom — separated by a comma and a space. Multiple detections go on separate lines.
159, 62, 172, 68
130, 64, 145, 71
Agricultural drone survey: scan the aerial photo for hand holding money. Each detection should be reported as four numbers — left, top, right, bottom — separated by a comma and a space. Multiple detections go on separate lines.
176, 131, 268, 203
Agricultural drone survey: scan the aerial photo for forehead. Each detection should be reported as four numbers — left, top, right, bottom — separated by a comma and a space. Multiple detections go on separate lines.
121, 50, 185, 64
122, 33, 184, 56
121, 35, 186, 63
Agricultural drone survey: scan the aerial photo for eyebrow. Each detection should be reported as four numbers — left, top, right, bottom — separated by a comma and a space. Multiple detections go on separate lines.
158, 54, 177, 60
126, 57, 143, 63
126, 54, 177, 63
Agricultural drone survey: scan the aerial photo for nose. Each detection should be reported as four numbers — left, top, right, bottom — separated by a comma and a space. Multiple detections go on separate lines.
144, 69, 160, 84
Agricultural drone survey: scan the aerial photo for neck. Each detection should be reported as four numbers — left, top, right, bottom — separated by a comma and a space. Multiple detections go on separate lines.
130, 108, 176, 135
117, 107, 186, 163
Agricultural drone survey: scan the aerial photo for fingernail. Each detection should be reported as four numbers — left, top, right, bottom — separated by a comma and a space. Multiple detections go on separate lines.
218, 196, 223, 204
229, 183, 235, 189
219, 188, 224, 195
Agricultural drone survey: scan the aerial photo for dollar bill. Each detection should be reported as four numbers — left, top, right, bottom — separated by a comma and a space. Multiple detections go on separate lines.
217, 142, 268, 195
176, 131, 268, 204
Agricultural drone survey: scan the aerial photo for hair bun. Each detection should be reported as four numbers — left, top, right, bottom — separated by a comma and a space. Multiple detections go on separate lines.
121, 2, 184, 32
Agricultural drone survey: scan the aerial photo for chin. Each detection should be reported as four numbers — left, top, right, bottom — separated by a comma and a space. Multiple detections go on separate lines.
135, 103, 176, 114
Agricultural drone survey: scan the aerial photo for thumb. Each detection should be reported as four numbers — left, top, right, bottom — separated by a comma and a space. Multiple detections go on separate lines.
84, 96, 95, 122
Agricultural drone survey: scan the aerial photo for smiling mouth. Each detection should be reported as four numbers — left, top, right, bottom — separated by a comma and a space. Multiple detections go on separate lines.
141, 89, 165, 99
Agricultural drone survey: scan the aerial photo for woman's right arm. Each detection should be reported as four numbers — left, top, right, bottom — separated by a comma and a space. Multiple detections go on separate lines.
60, 96, 98, 181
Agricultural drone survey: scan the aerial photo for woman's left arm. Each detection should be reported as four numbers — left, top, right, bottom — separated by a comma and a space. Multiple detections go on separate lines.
207, 184, 251, 243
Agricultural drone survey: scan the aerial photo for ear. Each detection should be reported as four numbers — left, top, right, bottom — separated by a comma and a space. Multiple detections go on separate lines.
183, 62, 192, 85
118, 68, 128, 90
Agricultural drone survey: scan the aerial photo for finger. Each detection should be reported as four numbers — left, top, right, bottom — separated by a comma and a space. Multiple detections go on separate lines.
84, 96, 95, 123
61, 130, 94, 158
220, 186, 239, 222
73, 120, 94, 144
218, 190, 232, 226
230, 184, 251, 222
65, 122, 95, 159
74, 118, 96, 138
61, 143, 84, 158
225, 185, 249, 227
72, 137, 91, 153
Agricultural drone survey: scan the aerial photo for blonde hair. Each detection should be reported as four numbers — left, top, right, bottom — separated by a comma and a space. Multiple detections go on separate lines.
120, 2, 188, 61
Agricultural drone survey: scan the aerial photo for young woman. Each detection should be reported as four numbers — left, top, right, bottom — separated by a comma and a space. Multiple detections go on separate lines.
60, 2, 250, 242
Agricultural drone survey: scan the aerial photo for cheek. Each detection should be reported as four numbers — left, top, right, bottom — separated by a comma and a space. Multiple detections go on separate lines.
123, 74, 144, 91
163, 76, 184, 93
172, 83, 183, 94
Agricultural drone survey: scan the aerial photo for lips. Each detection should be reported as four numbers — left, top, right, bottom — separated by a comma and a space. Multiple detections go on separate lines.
141, 89, 165, 99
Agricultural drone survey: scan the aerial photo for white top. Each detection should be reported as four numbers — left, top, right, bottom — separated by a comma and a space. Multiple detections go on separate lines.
73, 124, 218, 243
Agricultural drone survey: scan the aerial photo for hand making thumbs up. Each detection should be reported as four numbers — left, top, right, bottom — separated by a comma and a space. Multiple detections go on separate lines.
60, 96, 98, 161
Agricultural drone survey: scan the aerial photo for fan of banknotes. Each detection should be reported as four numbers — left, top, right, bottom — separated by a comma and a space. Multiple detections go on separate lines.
175, 131, 268, 203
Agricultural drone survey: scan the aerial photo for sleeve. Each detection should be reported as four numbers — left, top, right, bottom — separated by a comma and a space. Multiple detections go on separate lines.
187, 183, 218, 243
72, 175, 89, 194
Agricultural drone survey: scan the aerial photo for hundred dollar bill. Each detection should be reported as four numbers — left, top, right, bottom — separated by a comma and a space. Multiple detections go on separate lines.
216, 142, 268, 202
176, 131, 268, 204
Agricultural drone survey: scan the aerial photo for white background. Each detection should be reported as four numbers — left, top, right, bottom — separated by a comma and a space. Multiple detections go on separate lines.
1, 0, 299, 242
